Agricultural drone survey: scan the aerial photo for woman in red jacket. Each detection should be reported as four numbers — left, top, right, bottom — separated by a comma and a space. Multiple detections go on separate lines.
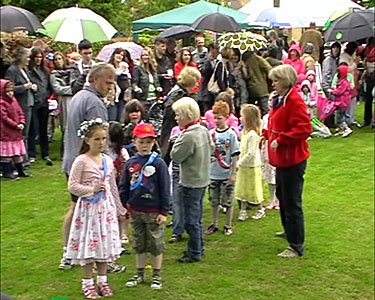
263, 64, 312, 257
174, 47, 200, 95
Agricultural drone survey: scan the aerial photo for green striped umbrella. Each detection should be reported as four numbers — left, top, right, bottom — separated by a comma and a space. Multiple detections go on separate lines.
41, 6, 117, 44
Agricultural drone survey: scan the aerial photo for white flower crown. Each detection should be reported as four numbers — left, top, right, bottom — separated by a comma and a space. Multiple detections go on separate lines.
77, 118, 108, 138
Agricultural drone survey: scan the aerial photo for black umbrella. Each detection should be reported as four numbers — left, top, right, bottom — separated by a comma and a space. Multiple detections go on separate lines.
191, 12, 240, 33
0, 5, 44, 33
324, 9, 374, 42
157, 25, 196, 40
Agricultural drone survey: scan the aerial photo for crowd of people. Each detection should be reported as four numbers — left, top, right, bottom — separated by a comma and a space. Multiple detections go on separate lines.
0, 25, 374, 298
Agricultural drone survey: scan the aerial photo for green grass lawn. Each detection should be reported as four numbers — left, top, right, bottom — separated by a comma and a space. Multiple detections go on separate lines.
1, 103, 374, 300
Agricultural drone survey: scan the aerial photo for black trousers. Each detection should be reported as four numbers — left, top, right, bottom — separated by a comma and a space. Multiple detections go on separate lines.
276, 160, 307, 256
28, 105, 49, 158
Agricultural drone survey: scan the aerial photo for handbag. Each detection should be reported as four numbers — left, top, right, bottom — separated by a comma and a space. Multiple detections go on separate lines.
207, 61, 224, 94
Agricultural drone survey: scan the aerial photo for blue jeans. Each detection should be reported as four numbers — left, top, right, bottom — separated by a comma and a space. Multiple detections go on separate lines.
172, 168, 184, 235
180, 186, 206, 260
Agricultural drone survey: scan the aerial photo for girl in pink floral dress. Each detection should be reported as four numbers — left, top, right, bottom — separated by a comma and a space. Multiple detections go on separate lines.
66, 119, 124, 299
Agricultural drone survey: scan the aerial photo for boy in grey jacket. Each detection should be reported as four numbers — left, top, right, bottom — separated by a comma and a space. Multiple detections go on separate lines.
171, 97, 214, 263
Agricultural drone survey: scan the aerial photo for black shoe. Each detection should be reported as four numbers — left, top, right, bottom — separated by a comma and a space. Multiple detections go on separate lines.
178, 254, 200, 263
362, 122, 371, 127
2, 173, 19, 180
1, 163, 19, 180
166, 221, 173, 228
43, 156, 53, 166
169, 234, 182, 243
15, 163, 31, 177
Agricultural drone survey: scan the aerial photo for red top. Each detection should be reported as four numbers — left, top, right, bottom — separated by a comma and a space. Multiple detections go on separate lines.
263, 86, 312, 168
174, 61, 200, 93
0, 79, 26, 142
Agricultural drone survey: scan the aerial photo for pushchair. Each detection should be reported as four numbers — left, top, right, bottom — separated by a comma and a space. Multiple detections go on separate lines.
146, 95, 166, 137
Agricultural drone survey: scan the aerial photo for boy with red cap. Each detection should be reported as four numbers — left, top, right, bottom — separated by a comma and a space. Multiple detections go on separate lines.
119, 123, 171, 290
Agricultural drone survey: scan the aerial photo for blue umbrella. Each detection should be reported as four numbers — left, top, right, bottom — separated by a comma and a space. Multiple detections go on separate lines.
255, 7, 303, 28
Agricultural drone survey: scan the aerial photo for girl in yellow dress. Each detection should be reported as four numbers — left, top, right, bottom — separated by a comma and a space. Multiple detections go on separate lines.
235, 104, 265, 221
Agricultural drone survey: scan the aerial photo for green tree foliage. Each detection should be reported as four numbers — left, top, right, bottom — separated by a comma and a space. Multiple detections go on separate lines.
2, 0, 226, 37
352, 0, 375, 8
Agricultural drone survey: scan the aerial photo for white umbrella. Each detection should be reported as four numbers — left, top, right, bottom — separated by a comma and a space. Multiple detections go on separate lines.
42, 6, 117, 44
239, 0, 362, 27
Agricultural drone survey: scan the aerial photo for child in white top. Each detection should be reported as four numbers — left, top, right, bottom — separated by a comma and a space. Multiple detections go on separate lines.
205, 101, 240, 236
235, 104, 265, 221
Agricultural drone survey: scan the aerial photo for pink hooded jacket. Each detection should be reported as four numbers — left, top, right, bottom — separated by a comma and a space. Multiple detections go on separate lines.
282, 44, 305, 83
330, 65, 353, 111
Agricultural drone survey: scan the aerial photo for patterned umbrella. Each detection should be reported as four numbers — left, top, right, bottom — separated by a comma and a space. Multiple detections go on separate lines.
96, 42, 144, 62
42, 6, 117, 44
218, 32, 267, 54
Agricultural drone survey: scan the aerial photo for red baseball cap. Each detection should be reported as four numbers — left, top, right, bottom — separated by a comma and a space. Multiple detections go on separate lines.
132, 123, 157, 139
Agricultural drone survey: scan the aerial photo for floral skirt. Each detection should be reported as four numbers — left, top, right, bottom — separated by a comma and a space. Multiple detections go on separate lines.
235, 166, 263, 205
66, 195, 122, 266
0, 140, 26, 157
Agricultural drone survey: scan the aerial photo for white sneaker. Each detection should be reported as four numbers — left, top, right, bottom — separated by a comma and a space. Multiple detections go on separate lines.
238, 210, 248, 221
58, 257, 72, 270
251, 209, 265, 220
342, 127, 353, 138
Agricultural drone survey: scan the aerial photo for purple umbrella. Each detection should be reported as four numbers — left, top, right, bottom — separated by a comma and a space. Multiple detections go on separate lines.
96, 42, 144, 62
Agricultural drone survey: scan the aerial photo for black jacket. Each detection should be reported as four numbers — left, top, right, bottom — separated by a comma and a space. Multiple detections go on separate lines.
29, 67, 52, 108
132, 65, 160, 101
159, 83, 189, 164
0, 57, 10, 79
155, 54, 173, 95
5, 64, 34, 111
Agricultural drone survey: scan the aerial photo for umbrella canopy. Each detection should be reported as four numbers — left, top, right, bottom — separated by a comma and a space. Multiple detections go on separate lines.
96, 42, 144, 62
157, 25, 196, 40
0, 5, 43, 33
218, 32, 268, 53
133, 0, 248, 32
192, 12, 240, 32
249, 7, 304, 28
324, 10, 374, 42
239, 0, 362, 27
42, 6, 117, 44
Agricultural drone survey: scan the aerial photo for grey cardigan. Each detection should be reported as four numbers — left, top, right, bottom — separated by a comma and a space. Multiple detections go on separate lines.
171, 124, 214, 188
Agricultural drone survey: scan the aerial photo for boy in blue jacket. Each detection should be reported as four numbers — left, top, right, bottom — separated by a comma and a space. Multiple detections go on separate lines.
119, 123, 171, 290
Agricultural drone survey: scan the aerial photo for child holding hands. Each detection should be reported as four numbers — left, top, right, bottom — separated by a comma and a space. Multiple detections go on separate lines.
119, 123, 171, 290
205, 100, 240, 236
235, 104, 265, 221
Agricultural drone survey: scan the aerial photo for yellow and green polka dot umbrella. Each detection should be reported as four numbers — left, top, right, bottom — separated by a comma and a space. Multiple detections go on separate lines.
218, 32, 267, 54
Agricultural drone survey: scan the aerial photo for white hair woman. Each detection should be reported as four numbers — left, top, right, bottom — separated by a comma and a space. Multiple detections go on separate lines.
264, 64, 312, 258
170, 97, 214, 263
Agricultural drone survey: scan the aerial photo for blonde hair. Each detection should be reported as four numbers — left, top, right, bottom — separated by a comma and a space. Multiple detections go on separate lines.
268, 64, 298, 89
240, 104, 261, 135
172, 97, 200, 122
140, 47, 157, 75
177, 66, 201, 89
